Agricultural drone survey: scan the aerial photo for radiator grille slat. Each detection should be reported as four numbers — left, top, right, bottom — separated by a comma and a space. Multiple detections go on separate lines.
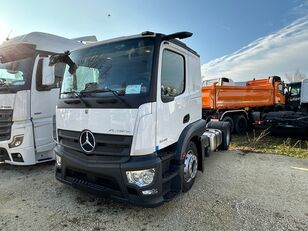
58, 129, 132, 157
0, 110, 13, 141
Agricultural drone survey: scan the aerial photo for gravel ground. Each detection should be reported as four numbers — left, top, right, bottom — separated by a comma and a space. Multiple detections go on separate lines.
0, 151, 308, 231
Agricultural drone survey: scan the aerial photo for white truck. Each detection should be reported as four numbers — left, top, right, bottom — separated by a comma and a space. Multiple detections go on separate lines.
52, 31, 231, 207
0, 32, 89, 165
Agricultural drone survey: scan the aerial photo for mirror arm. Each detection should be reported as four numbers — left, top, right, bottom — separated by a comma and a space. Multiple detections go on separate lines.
49, 51, 77, 74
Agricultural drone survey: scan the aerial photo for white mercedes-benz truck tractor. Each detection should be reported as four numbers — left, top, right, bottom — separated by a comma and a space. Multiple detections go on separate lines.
0, 32, 88, 165
53, 31, 231, 207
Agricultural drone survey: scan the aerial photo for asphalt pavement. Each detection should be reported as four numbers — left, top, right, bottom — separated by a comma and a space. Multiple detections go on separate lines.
0, 151, 307, 231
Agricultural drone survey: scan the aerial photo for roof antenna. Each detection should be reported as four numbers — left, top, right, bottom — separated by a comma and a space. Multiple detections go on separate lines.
6, 30, 12, 41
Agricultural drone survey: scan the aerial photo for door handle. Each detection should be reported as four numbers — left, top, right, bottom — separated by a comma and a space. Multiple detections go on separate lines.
183, 114, 190, 124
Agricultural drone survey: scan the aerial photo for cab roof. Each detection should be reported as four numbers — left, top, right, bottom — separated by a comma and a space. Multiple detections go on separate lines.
1, 32, 83, 53
71, 31, 199, 57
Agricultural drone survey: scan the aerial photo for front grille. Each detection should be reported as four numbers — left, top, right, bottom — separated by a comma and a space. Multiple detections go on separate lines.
58, 129, 133, 157
0, 110, 13, 141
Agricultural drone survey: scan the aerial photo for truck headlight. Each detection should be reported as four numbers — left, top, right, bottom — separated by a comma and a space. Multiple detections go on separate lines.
55, 155, 62, 167
126, 168, 155, 187
9, 135, 24, 148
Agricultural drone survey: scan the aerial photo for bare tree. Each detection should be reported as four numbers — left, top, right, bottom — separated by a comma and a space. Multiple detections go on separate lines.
285, 69, 307, 82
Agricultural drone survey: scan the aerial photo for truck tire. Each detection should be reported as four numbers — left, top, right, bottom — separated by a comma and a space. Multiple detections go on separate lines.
222, 116, 234, 133
234, 115, 248, 134
206, 121, 231, 151
182, 141, 198, 192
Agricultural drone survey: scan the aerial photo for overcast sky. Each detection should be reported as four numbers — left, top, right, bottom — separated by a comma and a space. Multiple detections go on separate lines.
0, 0, 307, 82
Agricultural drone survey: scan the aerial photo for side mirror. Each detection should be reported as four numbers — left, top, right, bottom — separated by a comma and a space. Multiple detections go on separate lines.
162, 95, 175, 103
161, 85, 175, 103
42, 58, 55, 86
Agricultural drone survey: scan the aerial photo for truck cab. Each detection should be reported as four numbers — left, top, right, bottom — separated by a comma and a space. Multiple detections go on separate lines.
262, 79, 308, 130
53, 31, 230, 207
0, 32, 84, 165
202, 77, 235, 87
286, 82, 302, 111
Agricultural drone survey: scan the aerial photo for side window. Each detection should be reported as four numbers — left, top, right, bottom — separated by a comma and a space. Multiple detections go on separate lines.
161, 49, 185, 99
36, 59, 65, 91
278, 83, 284, 94
36, 59, 48, 91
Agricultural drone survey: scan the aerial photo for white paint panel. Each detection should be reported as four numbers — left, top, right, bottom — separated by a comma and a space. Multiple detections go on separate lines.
301, 79, 308, 104
188, 55, 202, 122
131, 103, 156, 155
0, 93, 15, 109
13, 90, 30, 121
31, 56, 60, 154
56, 108, 138, 136
156, 43, 192, 150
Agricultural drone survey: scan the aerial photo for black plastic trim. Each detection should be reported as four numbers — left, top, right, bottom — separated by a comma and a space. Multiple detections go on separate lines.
0, 148, 10, 162
0, 109, 13, 141
176, 119, 207, 160
55, 143, 183, 207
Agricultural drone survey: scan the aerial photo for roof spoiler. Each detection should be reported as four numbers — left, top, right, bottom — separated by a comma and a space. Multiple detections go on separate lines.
72, 35, 98, 43
163, 32, 193, 40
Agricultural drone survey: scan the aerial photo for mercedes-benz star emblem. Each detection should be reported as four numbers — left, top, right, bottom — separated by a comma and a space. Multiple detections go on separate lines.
79, 130, 96, 153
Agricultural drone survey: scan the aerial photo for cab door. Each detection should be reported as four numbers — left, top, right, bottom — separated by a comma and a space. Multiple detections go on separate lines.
156, 43, 190, 150
31, 55, 61, 160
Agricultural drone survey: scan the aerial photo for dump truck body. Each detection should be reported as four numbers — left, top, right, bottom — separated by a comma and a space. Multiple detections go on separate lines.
201, 76, 285, 134
202, 77, 285, 110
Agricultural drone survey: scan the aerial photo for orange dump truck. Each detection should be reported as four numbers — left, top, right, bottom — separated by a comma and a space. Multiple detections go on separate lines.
202, 76, 285, 133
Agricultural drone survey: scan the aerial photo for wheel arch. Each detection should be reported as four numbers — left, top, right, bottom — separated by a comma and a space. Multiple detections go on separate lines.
220, 110, 248, 120
176, 120, 207, 172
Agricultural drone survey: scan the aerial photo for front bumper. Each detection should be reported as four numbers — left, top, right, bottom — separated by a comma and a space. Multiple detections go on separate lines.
54, 145, 178, 207
0, 121, 36, 165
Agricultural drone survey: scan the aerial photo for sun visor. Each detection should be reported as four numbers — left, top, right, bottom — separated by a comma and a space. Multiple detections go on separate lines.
0, 43, 36, 63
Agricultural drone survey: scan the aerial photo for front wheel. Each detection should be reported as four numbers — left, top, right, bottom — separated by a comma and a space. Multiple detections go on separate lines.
182, 141, 198, 192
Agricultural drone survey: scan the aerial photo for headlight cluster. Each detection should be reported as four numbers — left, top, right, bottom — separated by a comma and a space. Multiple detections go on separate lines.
126, 168, 155, 187
9, 135, 24, 148
55, 154, 62, 167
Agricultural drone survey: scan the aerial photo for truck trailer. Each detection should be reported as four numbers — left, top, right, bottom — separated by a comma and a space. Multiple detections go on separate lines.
0, 32, 87, 165
52, 31, 231, 207
202, 76, 286, 133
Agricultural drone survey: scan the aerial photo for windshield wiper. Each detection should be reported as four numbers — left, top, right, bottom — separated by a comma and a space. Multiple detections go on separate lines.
0, 79, 11, 90
61, 91, 91, 107
81, 88, 131, 108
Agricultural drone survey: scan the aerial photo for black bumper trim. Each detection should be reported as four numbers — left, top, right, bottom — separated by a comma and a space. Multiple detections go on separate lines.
0, 148, 10, 162
54, 145, 179, 207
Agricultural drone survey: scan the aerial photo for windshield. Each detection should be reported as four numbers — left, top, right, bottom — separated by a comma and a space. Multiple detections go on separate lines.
289, 83, 301, 97
0, 43, 35, 93
0, 57, 33, 88
61, 38, 154, 99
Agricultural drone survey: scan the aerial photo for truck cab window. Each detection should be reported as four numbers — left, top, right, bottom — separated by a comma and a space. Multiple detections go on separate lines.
290, 87, 300, 96
60, 38, 154, 99
161, 49, 185, 98
36, 59, 64, 91
278, 83, 284, 94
